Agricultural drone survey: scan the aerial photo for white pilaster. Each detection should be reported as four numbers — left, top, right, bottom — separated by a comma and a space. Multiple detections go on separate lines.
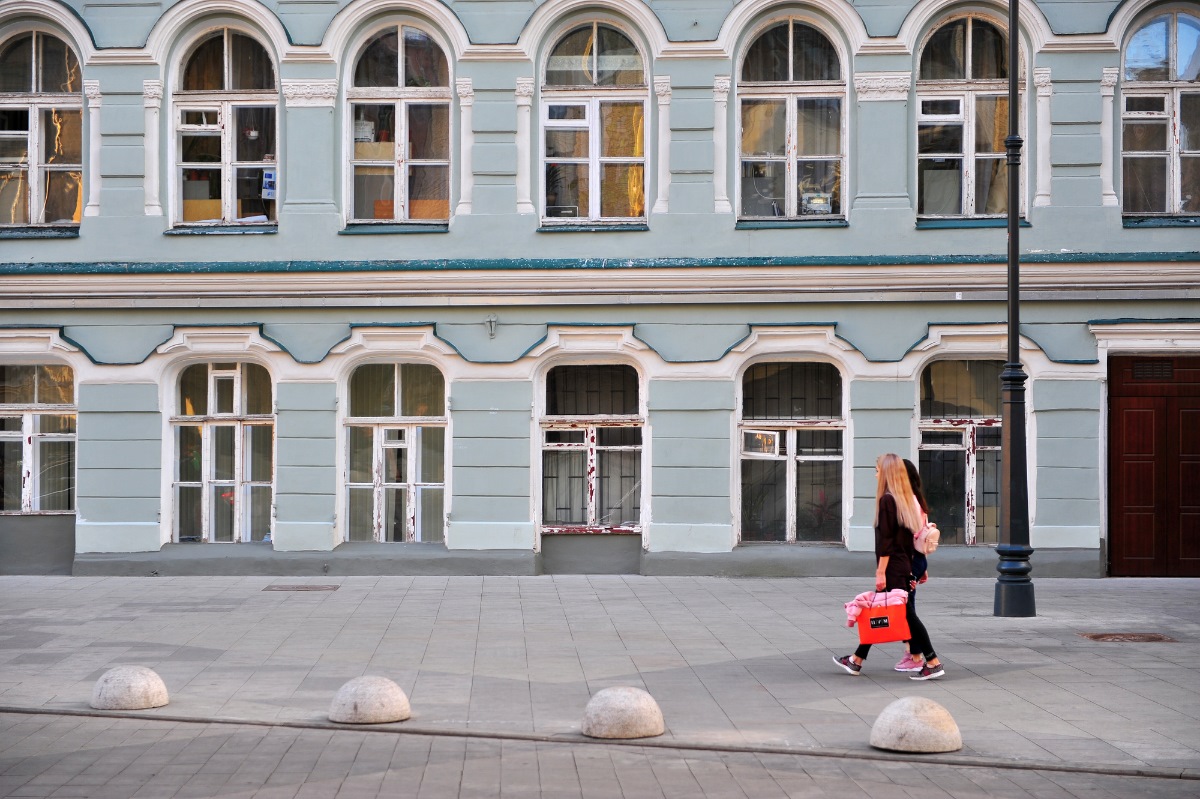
1034, 68, 1053, 207
652, 77, 671, 215
1099, 68, 1119, 207
713, 76, 731, 214
515, 77, 534, 214
456, 78, 474, 216
83, 80, 101, 217
143, 80, 162, 216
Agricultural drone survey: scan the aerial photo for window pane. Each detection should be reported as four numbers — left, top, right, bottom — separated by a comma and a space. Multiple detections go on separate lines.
212, 487, 235, 542
249, 485, 271, 542
235, 168, 275, 222
794, 429, 842, 456
742, 362, 842, 419
1181, 94, 1200, 151
920, 450, 965, 545
597, 450, 640, 526
794, 23, 839, 82
183, 34, 224, 91
796, 460, 840, 542
1123, 120, 1168, 151
740, 161, 785, 217
921, 20, 966, 80
354, 166, 395, 220
0, 365, 32, 404
0, 135, 29, 165
418, 426, 445, 483
545, 163, 588, 217
348, 486, 374, 541
597, 427, 641, 447
179, 365, 208, 416
543, 450, 586, 524
597, 26, 643, 86
230, 34, 274, 91
384, 487, 406, 541
1126, 96, 1164, 113
920, 361, 1003, 418
355, 29, 398, 88
798, 160, 840, 215
1, 440, 21, 511
401, 363, 445, 416
975, 157, 1007, 214
37, 438, 74, 509
178, 426, 202, 482
976, 448, 1001, 544
41, 170, 82, 224
546, 26, 594, 86
918, 124, 963, 154
601, 103, 644, 157
974, 97, 1007, 153
971, 20, 1007, 80
741, 459, 786, 541
408, 165, 449, 220
1181, 16, 1200, 81
741, 100, 786, 156
39, 35, 79, 93
742, 23, 788, 82
547, 129, 588, 158
922, 430, 963, 447
977, 426, 1002, 448
177, 485, 202, 542
43, 109, 81, 164
353, 104, 395, 156
213, 427, 235, 481
351, 364, 395, 417
348, 426, 373, 484
546, 365, 639, 415
235, 107, 275, 162
1183, 157, 1199, 212
796, 99, 840, 156
181, 169, 221, 222
1125, 15, 1169, 82
546, 430, 586, 444
918, 159, 963, 215
409, 104, 449, 160
0, 35, 33, 93
243, 364, 272, 415
600, 163, 644, 217
38, 414, 73, 435
417, 486, 444, 542
182, 135, 220, 163
1123, 156, 1168, 213
0, 171, 30, 224
246, 425, 272, 482
43, 365, 76, 404
384, 445, 406, 484
403, 27, 448, 88
215, 376, 234, 414
922, 99, 960, 116
549, 105, 586, 121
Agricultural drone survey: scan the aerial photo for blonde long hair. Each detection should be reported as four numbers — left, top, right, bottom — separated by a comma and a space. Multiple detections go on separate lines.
874, 453, 924, 534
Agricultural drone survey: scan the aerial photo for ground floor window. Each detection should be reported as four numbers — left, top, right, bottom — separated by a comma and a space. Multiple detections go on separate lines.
0, 364, 75, 512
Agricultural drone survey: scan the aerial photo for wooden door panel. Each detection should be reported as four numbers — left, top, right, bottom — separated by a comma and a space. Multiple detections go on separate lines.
1169, 404, 1200, 576
1109, 398, 1165, 576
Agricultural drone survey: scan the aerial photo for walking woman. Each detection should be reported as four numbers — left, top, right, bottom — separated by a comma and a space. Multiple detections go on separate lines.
834, 453, 945, 680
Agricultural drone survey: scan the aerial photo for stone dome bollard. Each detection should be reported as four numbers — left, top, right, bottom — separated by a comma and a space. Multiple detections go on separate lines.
90, 666, 169, 710
581, 686, 664, 739
869, 696, 962, 753
328, 676, 411, 724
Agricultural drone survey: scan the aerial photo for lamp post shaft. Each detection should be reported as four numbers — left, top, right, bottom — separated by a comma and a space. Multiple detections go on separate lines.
995, 0, 1036, 617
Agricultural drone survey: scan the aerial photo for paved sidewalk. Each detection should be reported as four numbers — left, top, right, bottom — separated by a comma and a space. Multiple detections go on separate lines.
0, 575, 1197, 797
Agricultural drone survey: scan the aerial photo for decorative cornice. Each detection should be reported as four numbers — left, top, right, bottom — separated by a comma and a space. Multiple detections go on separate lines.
854, 73, 910, 102
1100, 67, 1119, 93
654, 76, 671, 104
83, 80, 101, 104
282, 79, 337, 108
1034, 68, 1052, 96
713, 76, 731, 100
143, 79, 163, 107
515, 77, 535, 99
456, 78, 474, 106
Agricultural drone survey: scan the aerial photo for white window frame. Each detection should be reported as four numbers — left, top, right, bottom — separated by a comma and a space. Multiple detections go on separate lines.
171, 363, 275, 543
344, 24, 453, 225
171, 29, 279, 227
0, 30, 83, 227
1120, 10, 1200, 216
541, 418, 644, 533
916, 16, 1025, 219
737, 18, 847, 220
0, 366, 75, 514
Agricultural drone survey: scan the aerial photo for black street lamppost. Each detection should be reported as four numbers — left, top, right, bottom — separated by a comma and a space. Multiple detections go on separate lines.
995, 0, 1036, 617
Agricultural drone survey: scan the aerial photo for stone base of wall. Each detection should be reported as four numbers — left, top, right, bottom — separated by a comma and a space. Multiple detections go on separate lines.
71, 541, 1105, 577
0, 516, 75, 575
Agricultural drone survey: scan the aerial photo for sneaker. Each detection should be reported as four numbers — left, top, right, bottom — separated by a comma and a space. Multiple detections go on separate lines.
894, 653, 924, 672
833, 655, 862, 675
910, 662, 945, 681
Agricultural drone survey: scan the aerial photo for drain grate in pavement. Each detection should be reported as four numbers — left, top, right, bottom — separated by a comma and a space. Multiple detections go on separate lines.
262, 585, 340, 592
1079, 632, 1175, 643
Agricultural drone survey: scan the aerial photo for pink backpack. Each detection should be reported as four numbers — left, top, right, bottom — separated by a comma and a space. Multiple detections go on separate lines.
913, 502, 940, 555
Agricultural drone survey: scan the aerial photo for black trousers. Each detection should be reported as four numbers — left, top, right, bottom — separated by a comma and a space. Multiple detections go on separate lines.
854, 581, 936, 662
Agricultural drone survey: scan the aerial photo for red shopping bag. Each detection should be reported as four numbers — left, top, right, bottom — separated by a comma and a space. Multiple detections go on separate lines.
856, 593, 910, 645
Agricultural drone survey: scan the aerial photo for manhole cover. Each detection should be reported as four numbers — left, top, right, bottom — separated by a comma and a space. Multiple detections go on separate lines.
1079, 632, 1175, 643
262, 585, 340, 592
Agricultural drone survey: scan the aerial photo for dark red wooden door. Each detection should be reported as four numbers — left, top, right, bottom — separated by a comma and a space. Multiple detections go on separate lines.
1108, 357, 1200, 577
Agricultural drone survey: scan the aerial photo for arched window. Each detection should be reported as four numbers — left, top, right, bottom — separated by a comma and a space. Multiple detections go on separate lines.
344, 363, 447, 542
542, 22, 647, 222
916, 17, 1016, 218
738, 20, 844, 219
174, 363, 274, 543
1121, 9, 1200, 215
174, 29, 278, 226
917, 360, 1003, 545
347, 25, 451, 223
739, 362, 843, 542
0, 364, 75, 512
0, 31, 83, 227
541, 364, 642, 531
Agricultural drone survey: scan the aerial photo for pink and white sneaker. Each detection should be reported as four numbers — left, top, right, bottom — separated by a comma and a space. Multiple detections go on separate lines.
894, 653, 924, 672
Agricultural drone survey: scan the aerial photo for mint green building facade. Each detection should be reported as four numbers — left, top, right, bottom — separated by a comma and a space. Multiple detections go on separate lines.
1, 0, 1197, 576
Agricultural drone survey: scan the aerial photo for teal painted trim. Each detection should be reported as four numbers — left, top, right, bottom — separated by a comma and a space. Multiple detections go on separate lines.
537, 224, 650, 233
1123, 216, 1200, 228
1089, 317, 1200, 325
0, 226, 79, 239
164, 226, 278, 236
3, 250, 1198, 276
735, 219, 848, 230
916, 218, 1030, 229
339, 223, 449, 235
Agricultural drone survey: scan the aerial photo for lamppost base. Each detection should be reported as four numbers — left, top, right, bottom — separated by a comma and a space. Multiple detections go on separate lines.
994, 543, 1036, 617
